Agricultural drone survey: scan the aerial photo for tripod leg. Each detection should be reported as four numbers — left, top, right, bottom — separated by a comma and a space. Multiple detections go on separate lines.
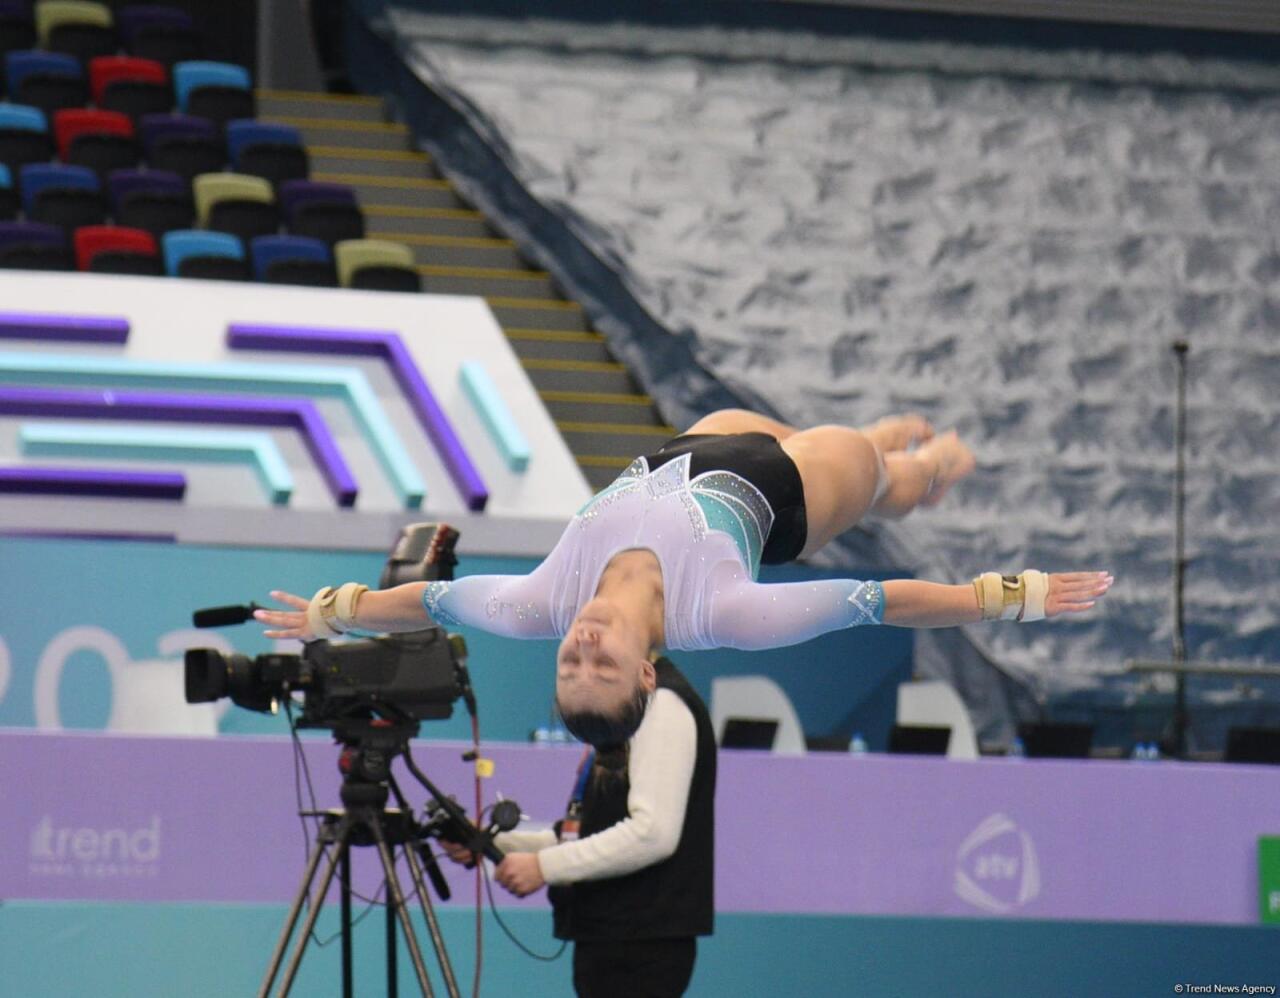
387, 890, 398, 998
276, 816, 355, 997
369, 818, 436, 998
402, 843, 461, 998
341, 845, 354, 998
258, 822, 336, 998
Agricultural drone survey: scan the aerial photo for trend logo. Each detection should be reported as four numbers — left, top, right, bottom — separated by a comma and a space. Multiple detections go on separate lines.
954, 812, 1040, 914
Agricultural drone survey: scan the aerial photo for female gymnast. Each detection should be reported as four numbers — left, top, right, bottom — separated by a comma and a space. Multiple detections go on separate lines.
255, 409, 1113, 744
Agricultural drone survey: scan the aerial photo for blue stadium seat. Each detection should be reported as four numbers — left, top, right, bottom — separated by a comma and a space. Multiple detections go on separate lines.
0, 101, 52, 170
172, 60, 253, 124
5, 50, 85, 112
20, 161, 104, 228
162, 227, 247, 280
0, 160, 15, 218
226, 119, 308, 187
249, 233, 334, 286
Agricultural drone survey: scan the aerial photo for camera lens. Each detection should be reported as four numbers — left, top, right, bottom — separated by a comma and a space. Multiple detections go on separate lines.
184, 648, 231, 703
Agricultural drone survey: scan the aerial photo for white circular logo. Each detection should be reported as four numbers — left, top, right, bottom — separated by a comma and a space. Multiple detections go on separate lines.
954, 812, 1040, 914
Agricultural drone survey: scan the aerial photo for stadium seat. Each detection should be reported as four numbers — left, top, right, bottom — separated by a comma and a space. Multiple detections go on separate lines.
172, 60, 253, 126
225, 119, 308, 187
0, 218, 72, 269
20, 161, 104, 229
116, 5, 199, 67
161, 227, 246, 280
0, 102, 52, 170
139, 111, 224, 179
89, 55, 171, 120
0, 162, 17, 218
279, 178, 364, 245
0, 2, 35, 56
107, 167, 192, 235
5, 50, 86, 114
73, 223, 160, 274
53, 108, 139, 177
334, 238, 419, 292
36, 0, 116, 63
249, 233, 335, 287
193, 171, 277, 241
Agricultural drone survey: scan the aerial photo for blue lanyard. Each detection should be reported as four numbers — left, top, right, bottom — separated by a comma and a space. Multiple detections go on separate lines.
570, 748, 595, 806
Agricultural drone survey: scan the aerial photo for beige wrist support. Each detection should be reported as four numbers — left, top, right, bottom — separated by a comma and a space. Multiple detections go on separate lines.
306, 583, 369, 638
973, 570, 1048, 622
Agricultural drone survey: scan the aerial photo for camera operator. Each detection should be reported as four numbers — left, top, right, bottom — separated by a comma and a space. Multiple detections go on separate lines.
445, 654, 715, 998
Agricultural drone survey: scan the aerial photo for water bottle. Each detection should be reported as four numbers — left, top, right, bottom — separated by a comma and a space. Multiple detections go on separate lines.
1008, 736, 1025, 759
1146, 741, 1161, 762
531, 725, 551, 746
1130, 741, 1146, 761
849, 733, 869, 756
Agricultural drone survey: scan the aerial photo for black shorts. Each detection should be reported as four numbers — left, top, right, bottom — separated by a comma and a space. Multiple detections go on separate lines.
643, 432, 808, 565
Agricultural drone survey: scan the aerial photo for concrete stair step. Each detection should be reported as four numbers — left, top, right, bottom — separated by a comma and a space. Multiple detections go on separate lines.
381, 232, 524, 269
258, 115, 411, 152
362, 205, 495, 239
504, 329, 613, 364
521, 360, 644, 395
307, 146, 439, 179
255, 89, 387, 123
556, 422, 676, 458
315, 172, 467, 209
539, 391, 663, 425
420, 265, 556, 298
487, 298, 589, 331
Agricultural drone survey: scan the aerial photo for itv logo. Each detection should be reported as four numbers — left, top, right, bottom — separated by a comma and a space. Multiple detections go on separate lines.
29, 814, 161, 879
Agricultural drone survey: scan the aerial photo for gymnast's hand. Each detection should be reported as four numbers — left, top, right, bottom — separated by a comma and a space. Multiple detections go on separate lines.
1043, 572, 1113, 618
495, 853, 545, 897
253, 590, 317, 641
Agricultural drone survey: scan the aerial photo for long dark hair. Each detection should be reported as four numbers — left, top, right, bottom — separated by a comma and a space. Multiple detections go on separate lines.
556, 682, 651, 750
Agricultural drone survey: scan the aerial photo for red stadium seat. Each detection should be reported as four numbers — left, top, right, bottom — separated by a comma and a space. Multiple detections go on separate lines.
89, 55, 168, 109
73, 224, 158, 272
52, 108, 138, 176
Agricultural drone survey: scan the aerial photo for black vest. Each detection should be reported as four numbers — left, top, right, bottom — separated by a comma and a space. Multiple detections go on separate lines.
550, 658, 716, 941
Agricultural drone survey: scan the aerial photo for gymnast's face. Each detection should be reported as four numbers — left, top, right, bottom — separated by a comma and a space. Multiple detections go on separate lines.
555, 600, 656, 745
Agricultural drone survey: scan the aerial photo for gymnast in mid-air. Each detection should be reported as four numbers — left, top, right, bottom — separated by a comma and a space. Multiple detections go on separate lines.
256, 408, 1112, 744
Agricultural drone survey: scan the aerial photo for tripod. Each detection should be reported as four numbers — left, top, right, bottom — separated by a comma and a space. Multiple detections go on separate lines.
258, 724, 461, 998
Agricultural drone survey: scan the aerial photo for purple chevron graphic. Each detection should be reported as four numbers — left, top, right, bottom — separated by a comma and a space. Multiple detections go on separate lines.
0, 466, 185, 499
0, 311, 130, 344
226, 322, 489, 511
0, 386, 358, 506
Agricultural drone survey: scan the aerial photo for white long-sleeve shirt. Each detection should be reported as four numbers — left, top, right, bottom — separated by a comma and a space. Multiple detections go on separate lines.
422, 452, 884, 650
494, 688, 696, 884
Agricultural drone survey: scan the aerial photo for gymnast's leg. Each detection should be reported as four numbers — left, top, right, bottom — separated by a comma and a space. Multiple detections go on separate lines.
683, 407, 933, 450
780, 425, 975, 557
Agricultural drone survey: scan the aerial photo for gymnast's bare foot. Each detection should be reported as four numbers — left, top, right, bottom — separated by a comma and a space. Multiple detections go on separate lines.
864, 413, 935, 453
918, 430, 975, 506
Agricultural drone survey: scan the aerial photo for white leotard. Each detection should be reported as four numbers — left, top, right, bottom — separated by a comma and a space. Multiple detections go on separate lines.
422, 453, 884, 651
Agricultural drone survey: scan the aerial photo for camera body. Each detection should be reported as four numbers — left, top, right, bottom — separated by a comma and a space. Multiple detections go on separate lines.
184, 628, 465, 726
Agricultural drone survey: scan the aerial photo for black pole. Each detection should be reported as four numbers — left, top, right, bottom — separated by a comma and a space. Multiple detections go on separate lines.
1168, 340, 1190, 758
341, 845, 353, 998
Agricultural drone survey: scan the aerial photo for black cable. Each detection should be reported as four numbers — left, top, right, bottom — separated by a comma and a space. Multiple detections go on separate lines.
481, 862, 567, 963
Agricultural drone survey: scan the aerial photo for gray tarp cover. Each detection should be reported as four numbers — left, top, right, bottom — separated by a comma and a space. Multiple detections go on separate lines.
372, 7, 1280, 744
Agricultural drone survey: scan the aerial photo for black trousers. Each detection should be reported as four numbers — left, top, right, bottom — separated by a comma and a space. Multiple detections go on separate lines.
572, 938, 697, 998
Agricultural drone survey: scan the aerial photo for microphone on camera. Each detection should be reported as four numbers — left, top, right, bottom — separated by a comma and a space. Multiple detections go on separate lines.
192, 603, 264, 628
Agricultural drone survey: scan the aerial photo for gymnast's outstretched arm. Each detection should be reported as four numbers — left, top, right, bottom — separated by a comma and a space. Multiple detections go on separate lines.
707, 570, 1112, 651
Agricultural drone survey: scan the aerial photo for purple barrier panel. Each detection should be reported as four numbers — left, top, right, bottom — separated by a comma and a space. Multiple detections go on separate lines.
0, 466, 185, 499
0, 385, 357, 506
226, 322, 489, 511
0, 311, 129, 344
3, 731, 1280, 924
